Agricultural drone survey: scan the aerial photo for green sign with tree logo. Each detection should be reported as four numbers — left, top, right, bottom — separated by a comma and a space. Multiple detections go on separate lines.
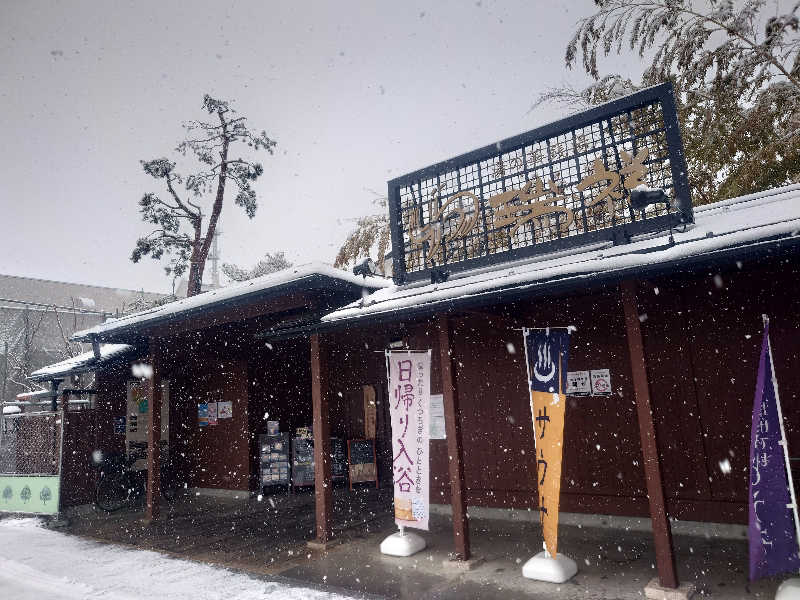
0, 475, 60, 515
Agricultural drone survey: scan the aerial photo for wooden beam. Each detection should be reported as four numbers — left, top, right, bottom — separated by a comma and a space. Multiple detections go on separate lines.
145, 337, 162, 523
437, 314, 471, 561
57, 390, 68, 516
311, 333, 333, 543
49, 380, 61, 412
620, 280, 678, 588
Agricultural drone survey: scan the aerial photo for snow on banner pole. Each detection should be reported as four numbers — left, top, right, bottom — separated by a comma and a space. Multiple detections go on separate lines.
749, 316, 800, 587
380, 349, 431, 557
521, 326, 578, 583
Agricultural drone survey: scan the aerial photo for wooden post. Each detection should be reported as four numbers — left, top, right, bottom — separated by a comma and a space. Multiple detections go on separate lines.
311, 333, 333, 543
620, 280, 678, 588
49, 379, 62, 412
145, 337, 162, 523
437, 315, 471, 561
57, 390, 68, 518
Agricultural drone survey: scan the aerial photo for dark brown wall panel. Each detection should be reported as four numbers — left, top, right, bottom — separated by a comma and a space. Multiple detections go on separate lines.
678, 259, 800, 505
637, 278, 713, 503
60, 255, 797, 523
171, 359, 250, 491
438, 289, 648, 510
60, 363, 128, 507
247, 338, 312, 489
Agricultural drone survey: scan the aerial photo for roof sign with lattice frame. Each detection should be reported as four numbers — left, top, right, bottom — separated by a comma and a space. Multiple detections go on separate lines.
388, 82, 692, 284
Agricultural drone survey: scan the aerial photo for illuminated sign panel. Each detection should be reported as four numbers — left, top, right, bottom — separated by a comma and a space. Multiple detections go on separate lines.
388, 82, 692, 284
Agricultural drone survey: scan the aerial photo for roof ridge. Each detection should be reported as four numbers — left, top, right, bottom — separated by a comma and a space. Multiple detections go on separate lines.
694, 183, 800, 214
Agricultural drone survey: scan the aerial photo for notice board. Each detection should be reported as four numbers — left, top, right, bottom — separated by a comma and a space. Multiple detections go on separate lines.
292, 437, 315, 488
331, 437, 347, 481
126, 380, 169, 471
347, 439, 377, 489
260, 432, 290, 490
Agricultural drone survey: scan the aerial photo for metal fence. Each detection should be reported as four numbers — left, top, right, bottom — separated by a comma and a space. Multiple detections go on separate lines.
0, 411, 61, 475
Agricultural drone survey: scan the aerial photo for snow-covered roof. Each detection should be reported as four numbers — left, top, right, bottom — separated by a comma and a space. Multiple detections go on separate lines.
15, 389, 55, 401
71, 262, 390, 342
323, 184, 800, 324
29, 344, 135, 381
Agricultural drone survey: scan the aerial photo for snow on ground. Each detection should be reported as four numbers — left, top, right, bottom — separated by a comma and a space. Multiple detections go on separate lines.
0, 518, 354, 600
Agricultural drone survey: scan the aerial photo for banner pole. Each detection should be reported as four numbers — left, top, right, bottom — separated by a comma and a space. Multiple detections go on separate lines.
382, 350, 398, 537
521, 328, 534, 449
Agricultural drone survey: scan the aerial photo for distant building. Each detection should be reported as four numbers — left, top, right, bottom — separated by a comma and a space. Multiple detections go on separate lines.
0, 274, 163, 404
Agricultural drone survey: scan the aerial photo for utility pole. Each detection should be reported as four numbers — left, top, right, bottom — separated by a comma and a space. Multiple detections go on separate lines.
209, 222, 222, 288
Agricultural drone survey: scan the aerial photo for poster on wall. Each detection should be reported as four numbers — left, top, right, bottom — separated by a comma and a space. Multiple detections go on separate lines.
291, 437, 315, 487
113, 416, 126, 434
208, 402, 218, 426
566, 371, 590, 396
132, 384, 148, 415
126, 380, 169, 470
429, 394, 446, 439
197, 403, 209, 427
218, 401, 233, 419
590, 369, 612, 396
523, 327, 572, 558
385, 350, 431, 531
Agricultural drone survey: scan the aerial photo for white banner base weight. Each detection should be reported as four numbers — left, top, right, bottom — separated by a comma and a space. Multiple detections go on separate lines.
380, 530, 426, 557
776, 578, 800, 600
522, 551, 577, 583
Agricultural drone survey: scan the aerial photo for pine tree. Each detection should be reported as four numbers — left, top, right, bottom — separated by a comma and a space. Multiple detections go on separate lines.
131, 95, 276, 295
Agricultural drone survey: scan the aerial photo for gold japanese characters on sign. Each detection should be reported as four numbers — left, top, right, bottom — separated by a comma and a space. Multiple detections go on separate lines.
577, 149, 648, 222
408, 184, 480, 264
489, 177, 573, 237
390, 83, 693, 282
406, 148, 651, 269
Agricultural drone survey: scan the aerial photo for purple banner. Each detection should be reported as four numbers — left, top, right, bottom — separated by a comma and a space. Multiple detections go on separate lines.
749, 322, 800, 580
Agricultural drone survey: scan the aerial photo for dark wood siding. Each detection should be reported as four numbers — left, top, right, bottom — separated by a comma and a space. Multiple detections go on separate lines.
59, 255, 800, 523
326, 255, 800, 524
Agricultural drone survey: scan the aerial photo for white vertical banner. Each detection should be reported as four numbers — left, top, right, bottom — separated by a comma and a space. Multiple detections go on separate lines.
386, 350, 431, 531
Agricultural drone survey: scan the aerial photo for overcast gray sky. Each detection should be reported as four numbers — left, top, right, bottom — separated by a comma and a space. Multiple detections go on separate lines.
0, 0, 638, 294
